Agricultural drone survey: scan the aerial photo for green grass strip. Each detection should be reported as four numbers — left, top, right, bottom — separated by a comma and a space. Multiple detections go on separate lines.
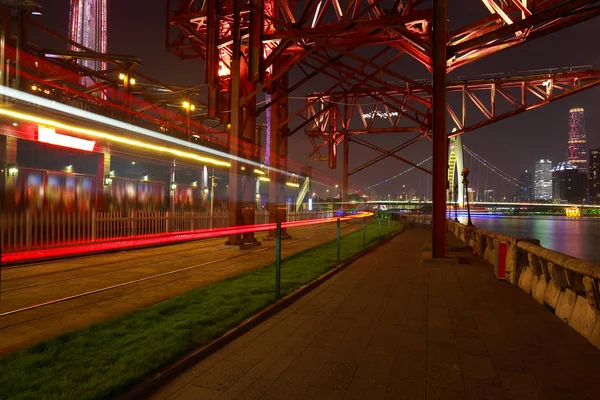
0, 219, 402, 400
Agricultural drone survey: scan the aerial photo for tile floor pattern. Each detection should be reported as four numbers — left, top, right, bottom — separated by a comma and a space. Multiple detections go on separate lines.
149, 227, 600, 400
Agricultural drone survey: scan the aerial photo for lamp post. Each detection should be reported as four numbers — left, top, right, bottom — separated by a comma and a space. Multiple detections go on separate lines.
209, 169, 215, 228
461, 168, 473, 226
182, 99, 195, 137
118, 71, 135, 123
453, 183, 459, 222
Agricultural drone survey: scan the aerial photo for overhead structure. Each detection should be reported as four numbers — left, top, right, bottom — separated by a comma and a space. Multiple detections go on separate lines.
165, 0, 600, 257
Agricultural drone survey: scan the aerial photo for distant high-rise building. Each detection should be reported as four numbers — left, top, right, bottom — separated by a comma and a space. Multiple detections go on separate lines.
534, 160, 552, 201
552, 162, 587, 204
518, 170, 532, 202
567, 108, 588, 173
69, 0, 108, 87
590, 149, 600, 204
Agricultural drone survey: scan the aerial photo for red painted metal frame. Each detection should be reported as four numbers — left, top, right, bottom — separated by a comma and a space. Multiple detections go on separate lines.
305, 67, 600, 168
164, 0, 600, 258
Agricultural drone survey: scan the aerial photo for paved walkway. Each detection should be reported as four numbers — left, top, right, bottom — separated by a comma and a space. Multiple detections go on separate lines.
150, 226, 600, 400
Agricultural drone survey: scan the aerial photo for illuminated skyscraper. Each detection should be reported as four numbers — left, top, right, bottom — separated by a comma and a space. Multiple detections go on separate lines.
534, 159, 552, 201
567, 108, 588, 173
552, 162, 586, 204
590, 149, 600, 204
68, 0, 107, 86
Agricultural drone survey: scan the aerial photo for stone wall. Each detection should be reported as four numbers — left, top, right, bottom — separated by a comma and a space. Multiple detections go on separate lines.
448, 219, 600, 351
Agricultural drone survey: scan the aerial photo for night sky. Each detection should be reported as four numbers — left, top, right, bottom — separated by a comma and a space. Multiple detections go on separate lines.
32, 1, 600, 199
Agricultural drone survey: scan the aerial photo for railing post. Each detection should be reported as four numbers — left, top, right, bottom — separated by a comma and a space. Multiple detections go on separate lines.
91, 209, 96, 242
378, 217, 381, 238
25, 211, 32, 249
363, 217, 366, 248
387, 215, 391, 236
275, 220, 281, 299
336, 218, 341, 264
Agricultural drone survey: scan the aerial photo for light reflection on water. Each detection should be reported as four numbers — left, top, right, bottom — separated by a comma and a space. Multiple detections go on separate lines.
457, 216, 600, 262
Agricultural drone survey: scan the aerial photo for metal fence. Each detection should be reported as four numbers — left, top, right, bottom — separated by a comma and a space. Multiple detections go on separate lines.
1, 210, 332, 253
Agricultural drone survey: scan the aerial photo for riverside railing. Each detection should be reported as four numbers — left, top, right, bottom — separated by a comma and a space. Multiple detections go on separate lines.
447, 219, 600, 351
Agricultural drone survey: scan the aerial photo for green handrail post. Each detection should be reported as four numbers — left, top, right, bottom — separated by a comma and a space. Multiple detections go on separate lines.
363, 217, 367, 248
378, 217, 381, 238
275, 220, 281, 298
336, 218, 341, 263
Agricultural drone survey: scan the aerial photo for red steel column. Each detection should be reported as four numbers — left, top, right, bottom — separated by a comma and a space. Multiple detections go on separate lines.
227, 0, 259, 245
343, 131, 349, 205
432, 0, 448, 258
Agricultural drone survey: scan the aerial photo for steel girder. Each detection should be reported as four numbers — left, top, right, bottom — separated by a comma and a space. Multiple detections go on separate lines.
167, 0, 600, 158
305, 68, 600, 169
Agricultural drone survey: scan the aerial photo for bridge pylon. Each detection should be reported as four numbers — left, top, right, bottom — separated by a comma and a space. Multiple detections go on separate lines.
448, 135, 464, 206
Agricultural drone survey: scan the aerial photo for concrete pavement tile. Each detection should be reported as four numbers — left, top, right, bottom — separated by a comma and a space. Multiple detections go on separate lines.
303, 386, 346, 400
230, 340, 274, 363
427, 362, 465, 391
192, 359, 254, 391
454, 337, 489, 357
291, 347, 331, 373
354, 351, 394, 384
426, 386, 466, 400
343, 377, 387, 400
497, 371, 540, 400
463, 378, 507, 400
458, 354, 498, 381
170, 385, 223, 400
397, 332, 427, 353
259, 383, 308, 400
428, 327, 455, 344
312, 360, 359, 391
427, 342, 459, 365
220, 377, 274, 400
245, 346, 304, 381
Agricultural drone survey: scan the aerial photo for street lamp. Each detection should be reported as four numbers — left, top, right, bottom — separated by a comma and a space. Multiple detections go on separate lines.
461, 168, 473, 226
453, 183, 459, 222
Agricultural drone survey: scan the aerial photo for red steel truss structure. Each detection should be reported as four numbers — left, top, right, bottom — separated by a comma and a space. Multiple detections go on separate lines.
171, 1, 600, 254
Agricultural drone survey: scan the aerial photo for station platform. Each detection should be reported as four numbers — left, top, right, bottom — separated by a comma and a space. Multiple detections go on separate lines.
149, 226, 600, 400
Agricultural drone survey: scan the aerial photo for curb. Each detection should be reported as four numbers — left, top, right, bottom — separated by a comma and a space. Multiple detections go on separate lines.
122, 225, 405, 400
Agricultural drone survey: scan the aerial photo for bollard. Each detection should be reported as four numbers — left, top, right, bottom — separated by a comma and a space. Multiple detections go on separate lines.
387, 215, 391, 236
378, 218, 381, 238
363, 217, 367, 248
336, 218, 341, 264
275, 221, 281, 299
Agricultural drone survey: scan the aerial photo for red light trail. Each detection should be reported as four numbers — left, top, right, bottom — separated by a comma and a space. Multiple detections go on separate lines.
1, 212, 373, 264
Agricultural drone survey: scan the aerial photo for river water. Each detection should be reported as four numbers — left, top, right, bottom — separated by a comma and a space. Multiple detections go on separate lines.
456, 216, 600, 263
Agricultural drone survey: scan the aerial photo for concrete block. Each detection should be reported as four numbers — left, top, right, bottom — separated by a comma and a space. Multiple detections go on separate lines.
588, 313, 600, 350
568, 295, 599, 339
532, 278, 547, 305
517, 267, 534, 294
555, 289, 578, 323
542, 281, 561, 311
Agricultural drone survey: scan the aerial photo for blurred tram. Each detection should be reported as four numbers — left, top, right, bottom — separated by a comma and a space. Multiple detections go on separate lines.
6, 167, 207, 213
